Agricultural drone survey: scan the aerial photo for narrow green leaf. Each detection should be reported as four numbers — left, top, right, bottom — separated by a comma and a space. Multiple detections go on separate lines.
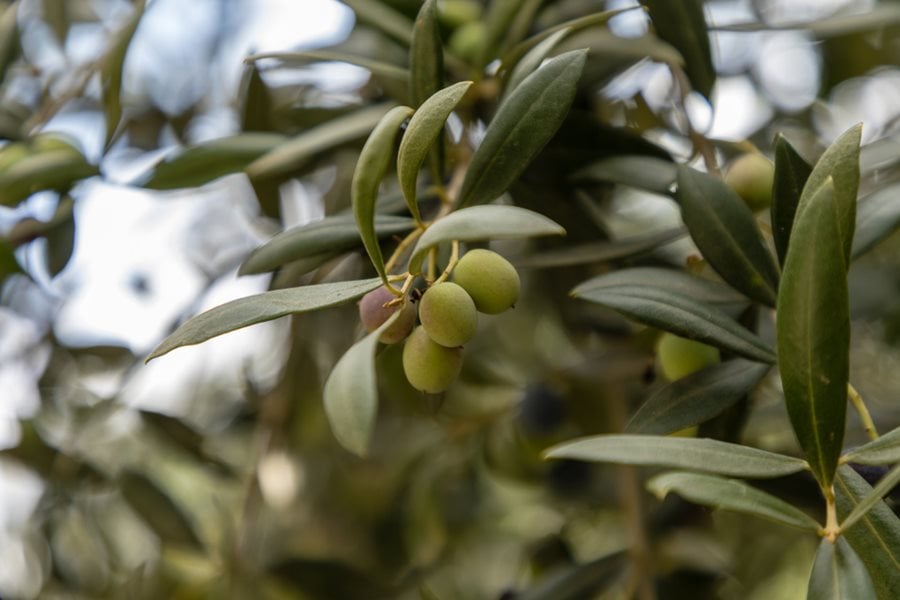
397, 81, 472, 221
647, 471, 820, 531
517, 552, 626, 600
140, 410, 233, 474
502, 28, 570, 102
570, 283, 775, 363
239, 215, 414, 276
797, 123, 862, 266
572, 155, 676, 195
771, 134, 813, 266
573, 267, 749, 314
843, 425, 900, 465
777, 180, 849, 487
458, 50, 586, 208
476, 0, 528, 67
120, 470, 203, 550
544, 434, 808, 478
834, 465, 900, 600
246, 103, 393, 182
642, 0, 715, 98
323, 311, 399, 456
852, 184, 900, 260
100, 0, 145, 148
627, 359, 770, 435
239, 63, 274, 132
0, 2, 20, 85
410, 0, 443, 108
143, 133, 285, 190
246, 51, 410, 84
351, 106, 415, 283
676, 165, 780, 306
513, 229, 686, 270
0, 149, 97, 207
808, 4, 900, 38
840, 464, 900, 535
341, 0, 414, 45
408, 205, 565, 274
45, 195, 75, 276
808, 538, 877, 600
146, 278, 383, 361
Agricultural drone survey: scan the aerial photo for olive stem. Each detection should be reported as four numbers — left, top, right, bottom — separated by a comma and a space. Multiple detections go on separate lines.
820, 485, 839, 543
848, 383, 879, 441
432, 240, 460, 285
427, 247, 438, 283
384, 227, 425, 277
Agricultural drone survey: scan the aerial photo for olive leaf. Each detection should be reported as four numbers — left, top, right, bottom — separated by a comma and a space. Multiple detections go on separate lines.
834, 466, 900, 600
807, 537, 877, 600
501, 28, 570, 102
570, 282, 775, 364
143, 133, 285, 190
352, 106, 415, 283
397, 81, 472, 222
839, 464, 900, 535
842, 424, 900, 465
641, 0, 715, 98
771, 134, 813, 266
572, 155, 677, 195
626, 359, 770, 435
409, 0, 443, 108
512, 229, 686, 270
341, 0, 415, 45
0, 1, 20, 86
120, 470, 203, 550
101, 0, 145, 149
796, 123, 862, 266
323, 311, 401, 456
458, 49, 587, 208
245, 103, 393, 182
647, 471, 821, 531
544, 434, 808, 478
146, 278, 383, 361
0, 148, 98, 207
675, 165, 780, 306
408, 205, 565, 274
246, 51, 409, 84
852, 184, 900, 260
777, 179, 849, 488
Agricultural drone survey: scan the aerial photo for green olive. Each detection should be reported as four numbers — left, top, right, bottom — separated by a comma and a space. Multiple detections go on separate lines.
656, 333, 720, 381
402, 326, 463, 393
724, 153, 774, 212
453, 249, 520, 314
418, 281, 477, 347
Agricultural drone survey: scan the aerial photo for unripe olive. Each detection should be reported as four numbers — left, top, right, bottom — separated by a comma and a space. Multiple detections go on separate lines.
439, 0, 482, 28
358, 286, 416, 344
656, 333, 720, 381
402, 326, 463, 393
448, 20, 487, 63
0, 142, 29, 171
453, 249, 520, 314
418, 281, 477, 348
724, 153, 774, 212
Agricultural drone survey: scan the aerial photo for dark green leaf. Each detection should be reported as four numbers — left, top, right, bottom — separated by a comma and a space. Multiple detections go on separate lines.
647, 471, 821, 531
777, 180, 849, 488
626, 359, 770, 435
834, 465, 900, 600
1, 422, 106, 487
573, 267, 750, 314
513, 229, 686, 269
797, 123, 861, 266
146, 278, 383, 361
544, 434, 808, 478
45, 195, 75, 276
843, 425, 900, 465
808, 4, 900, 38
840, 464, 900, 535
351, 106, 415, 283
458, 49, 587, 207
247, 51, 410, 84
642, 0, 715, 98
408, 205, 565, 274
239, 63, 274, 132
502, 28, 570, 101
807, 537, 877, 600
676, 166, 780, 306
852, 184, 900, 260
570, 283, 775, 363
341, 0, 414, 45
397, 81, 472, 221
0, 149, 97, 207
572, 155, 676, 195
476, 0, 529, 67
410, 0, 443, 108
143, 133, 285, 190
0, 2, 19, 85
771, 134, 813, 266
246, 103, 393, 182
140, 410, 233, 474
120, 470, 203, 550
517, 552, 626, 600
100, 0, 145, 148
0, 238, 20, 282
323, 311, 399, 456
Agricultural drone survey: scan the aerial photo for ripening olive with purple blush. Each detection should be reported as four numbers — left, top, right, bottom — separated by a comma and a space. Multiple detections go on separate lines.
358, 286, 416, 344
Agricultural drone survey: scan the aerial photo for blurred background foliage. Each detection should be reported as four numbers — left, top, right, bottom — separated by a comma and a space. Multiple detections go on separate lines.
0, 0, 899, 598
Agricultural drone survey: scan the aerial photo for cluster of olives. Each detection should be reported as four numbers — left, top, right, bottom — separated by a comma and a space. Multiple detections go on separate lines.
358, 249, 520, 393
